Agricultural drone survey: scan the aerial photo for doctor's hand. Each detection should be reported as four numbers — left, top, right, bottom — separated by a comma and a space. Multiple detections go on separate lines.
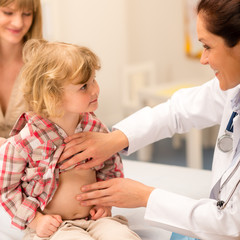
59, 130, 128, 170
77, 178, 155, 208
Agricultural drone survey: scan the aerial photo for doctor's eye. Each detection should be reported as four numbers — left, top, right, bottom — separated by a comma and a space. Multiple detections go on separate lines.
203, 44, 210, 50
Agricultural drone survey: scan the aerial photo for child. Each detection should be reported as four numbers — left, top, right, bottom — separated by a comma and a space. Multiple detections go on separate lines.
0, 39, 141, 240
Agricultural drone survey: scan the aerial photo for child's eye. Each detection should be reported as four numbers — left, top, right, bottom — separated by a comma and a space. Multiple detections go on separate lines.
80, 84, 87, 90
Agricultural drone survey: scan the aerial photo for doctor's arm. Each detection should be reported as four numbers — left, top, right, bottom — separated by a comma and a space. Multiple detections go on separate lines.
60, 77, 226, 170
78, 179, 240, 240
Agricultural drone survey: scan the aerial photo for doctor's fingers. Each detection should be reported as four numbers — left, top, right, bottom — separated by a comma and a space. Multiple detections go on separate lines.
78, 188, 113, 206
64, 131, 87, 143
64, 131, 107, 148
79, 190, 135, 208
75, 158, 105, 170
81, 178, 117, 192
63, 132, 87, 150
59, 142, 86, 163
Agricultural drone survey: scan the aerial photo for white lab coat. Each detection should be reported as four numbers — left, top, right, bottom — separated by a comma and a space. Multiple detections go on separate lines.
113, 77, 240, 239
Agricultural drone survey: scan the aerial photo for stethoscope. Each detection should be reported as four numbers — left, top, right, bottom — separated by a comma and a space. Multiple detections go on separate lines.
217, 111, 238, 152
216, 159, 240, 210
216, 111, 240, 209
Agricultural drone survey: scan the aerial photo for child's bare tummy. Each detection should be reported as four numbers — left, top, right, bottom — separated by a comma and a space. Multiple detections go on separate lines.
43, 168, 96, 220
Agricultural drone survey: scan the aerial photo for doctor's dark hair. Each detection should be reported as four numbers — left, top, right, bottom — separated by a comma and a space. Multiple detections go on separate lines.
21, 39, 101, 118
197, 0, 240, 47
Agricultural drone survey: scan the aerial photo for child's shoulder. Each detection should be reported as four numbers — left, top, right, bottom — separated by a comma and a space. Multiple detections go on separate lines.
8, 112, 57, 150
81, 112, 101, 123
80, 112, 109, 133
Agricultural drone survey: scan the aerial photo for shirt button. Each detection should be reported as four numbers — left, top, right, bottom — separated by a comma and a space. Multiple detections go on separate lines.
59, 130, 64, 136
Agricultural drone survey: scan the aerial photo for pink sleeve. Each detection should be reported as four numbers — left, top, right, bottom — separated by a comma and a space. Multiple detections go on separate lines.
0, 142, 39, 230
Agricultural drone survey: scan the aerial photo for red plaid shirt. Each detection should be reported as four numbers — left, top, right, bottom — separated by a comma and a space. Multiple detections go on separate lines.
0, 112, 123, 230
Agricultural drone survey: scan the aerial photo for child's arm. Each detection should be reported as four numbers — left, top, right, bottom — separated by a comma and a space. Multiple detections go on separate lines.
28, 211, 62, 237
0, 142, 39, 229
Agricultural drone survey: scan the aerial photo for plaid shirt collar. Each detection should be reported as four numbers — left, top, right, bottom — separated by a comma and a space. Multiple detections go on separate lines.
9, 111, 94, 141
10, 112, 64, 140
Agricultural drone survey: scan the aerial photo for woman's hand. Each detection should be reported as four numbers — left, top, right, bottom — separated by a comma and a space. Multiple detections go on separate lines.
90, 205, 112, 220
59, 130, 128, 170
28, 212, 62, 237
77, 178, 155, 208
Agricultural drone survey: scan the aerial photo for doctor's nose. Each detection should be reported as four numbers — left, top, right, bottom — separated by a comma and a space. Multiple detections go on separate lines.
200, 49, 209, 65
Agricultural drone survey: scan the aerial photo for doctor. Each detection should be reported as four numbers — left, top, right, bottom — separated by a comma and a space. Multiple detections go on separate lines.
59, 0, 240, 239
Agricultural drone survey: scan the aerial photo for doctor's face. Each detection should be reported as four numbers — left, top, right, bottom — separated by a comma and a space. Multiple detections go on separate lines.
197, 13, 240, 91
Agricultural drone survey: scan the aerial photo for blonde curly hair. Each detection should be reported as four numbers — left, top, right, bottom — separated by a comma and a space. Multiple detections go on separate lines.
21, 39, 101, 118
0, 0, 43, 41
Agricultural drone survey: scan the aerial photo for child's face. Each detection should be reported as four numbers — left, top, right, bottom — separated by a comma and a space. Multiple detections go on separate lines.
62, 71, 100, 115
0, 2, 33, 45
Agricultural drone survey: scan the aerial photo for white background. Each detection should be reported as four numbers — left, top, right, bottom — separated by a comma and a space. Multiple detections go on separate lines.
41, 0, 213, 126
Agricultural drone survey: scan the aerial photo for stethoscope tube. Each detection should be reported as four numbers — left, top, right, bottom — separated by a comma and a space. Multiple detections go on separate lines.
217, 159, 240, 210
216, 111, 240, 209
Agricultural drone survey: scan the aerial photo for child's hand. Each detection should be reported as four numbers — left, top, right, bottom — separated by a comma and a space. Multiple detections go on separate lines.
36, 214, 62, 237
90, 205, 112, 220
29, 212, 62, 237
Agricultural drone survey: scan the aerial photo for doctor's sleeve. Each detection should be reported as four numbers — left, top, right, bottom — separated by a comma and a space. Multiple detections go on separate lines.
145, 188, 240, 240
113, 77, 227, 155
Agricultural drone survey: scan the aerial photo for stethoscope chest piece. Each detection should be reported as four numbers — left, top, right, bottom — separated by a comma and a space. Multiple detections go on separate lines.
217, 131, 233, 153
217, 111, 238, 153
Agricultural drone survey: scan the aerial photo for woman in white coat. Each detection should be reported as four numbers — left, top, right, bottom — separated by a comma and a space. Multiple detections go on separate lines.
59, 0, 240, 239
